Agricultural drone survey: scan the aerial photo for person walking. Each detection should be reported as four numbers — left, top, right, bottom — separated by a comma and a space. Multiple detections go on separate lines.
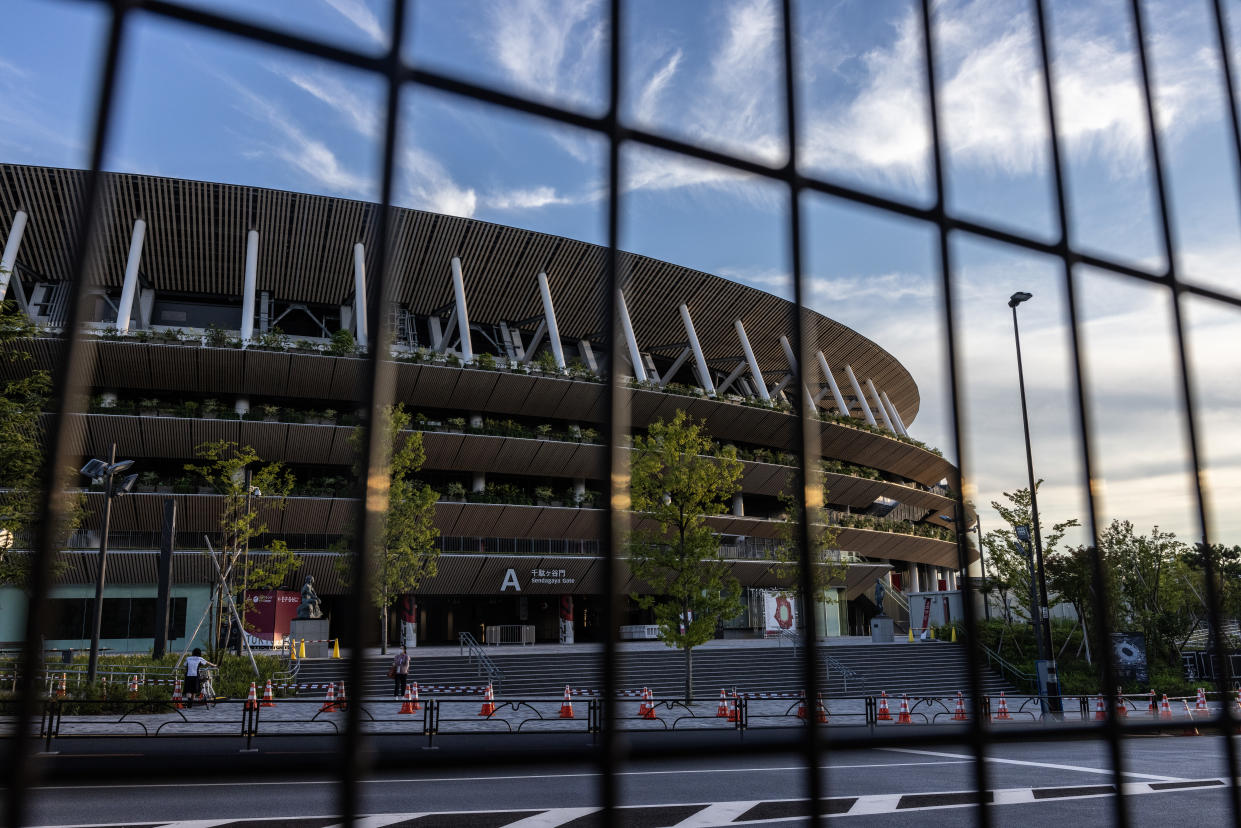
184, 647, 216, 709
392, 645, 410, 697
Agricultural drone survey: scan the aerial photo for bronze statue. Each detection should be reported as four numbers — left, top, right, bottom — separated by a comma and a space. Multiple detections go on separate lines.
874, 580, 886, 615
297, 575, 322, 620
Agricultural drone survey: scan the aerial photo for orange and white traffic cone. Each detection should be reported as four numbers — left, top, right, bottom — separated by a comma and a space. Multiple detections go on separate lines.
411, 682, 422, 711
716, 689, 730, 718
796, 690, 807, 719
399, 685, 416, 715
952, 691, 968, 721
58, 673, 67, 699
816, 692, 828, 724
1149, 690, 1157, 717
1196, 687, 1208, 711
728, 692, 740, 723
560, 685, 575, 719
261, 679, 276, 708
172, 678, 184, 710
337, 681, 347, 712
897, 694, 912, 724
129, 675, 139, 700
479, 683, 496, 716
641, 687, 657, 720
994, 692, 1011, 720
1159, 694, 1173, 720
320, 683, 337, 713
877, 691, 892, 721
1115, 689, 1128, 718
1094, 694, 1106, 721
244, 681, 258, 711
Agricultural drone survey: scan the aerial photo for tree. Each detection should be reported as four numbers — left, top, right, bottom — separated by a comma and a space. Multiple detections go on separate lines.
771, 486, 846, 622
981, 483, 1079, 626
1181, 543, 1241, 646
628, 410, 744, 700
185, 441, 295, 651
1093, 520, 1190, 662
337, 404, 440, 653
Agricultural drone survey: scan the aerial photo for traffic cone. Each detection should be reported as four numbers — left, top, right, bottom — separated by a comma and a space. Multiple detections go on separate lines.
994, 692, 1011, 720
952, 691, 968, 721
728, 693, 740, 723
559, 685, 575, 719
320, 683, 337, 712
261, 679, 276, 708
172, 678, 184, 709
641, 687, 657, 719
1093, 694, 1106, 721
479, 683, 496, 716
129, 675, 139, 700
716, 689, 730, 718
399, 685, 416, 715
636, 688, 649, 719
929, 627, 936, 640
337, 681, 347, 712
816, 692, 828, 724
897, 694, 912, 724
1159, 694, 1172, 720
877, 691, 891, 721
299, 639, 306, 659
1148, 690, 1157, 717
57, 673, 67, 699
332, 639, 341, 659
290, 639, 297, 661
245, 682, 258, 711
796, 690, 807, 719
1196, 687, 1208, 711
1115, 688, 1127, 718
950, 627, 957, 643
411, 682, 422, 711
908, 627, 914, 643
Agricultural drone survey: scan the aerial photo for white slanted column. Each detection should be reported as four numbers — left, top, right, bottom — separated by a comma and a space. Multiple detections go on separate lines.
616, 289, 647, 382
450, 257, 473, 363
880, 391, 909, 436
733, 319, 769, 401
844, 364, 876, 426
536, 272, 565, 370
353, 243, 368, 350
866, 378, 896, 433
678, 304, 715, 397
115, 219, 147, 333
240, 229, 258, 341
1, 210, 29, 303
779, 335, 814, 412
816, 352, 850, 416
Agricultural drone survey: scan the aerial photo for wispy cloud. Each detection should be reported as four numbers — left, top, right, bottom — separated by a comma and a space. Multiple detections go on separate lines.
320, 0, 387, 47
399, 146, 477, 217
483, 0, 604, 108
270, 65, 381, 139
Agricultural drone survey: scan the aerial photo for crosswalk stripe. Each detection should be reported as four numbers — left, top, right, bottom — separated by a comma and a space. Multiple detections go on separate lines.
669, 800, 758, 827
498, 807, 601, 827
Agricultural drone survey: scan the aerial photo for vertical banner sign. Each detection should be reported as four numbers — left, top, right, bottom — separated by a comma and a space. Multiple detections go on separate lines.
559, 595, 574, 644
762, 590, 798, 636
243, 590, 301, 646
399, 595, 417, 649
920, 597, 933, 637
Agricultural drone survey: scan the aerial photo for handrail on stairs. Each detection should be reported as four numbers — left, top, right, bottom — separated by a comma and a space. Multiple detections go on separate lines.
980, 643, 1035, 692
458, 632, 506, 688
824, 655, 864, 694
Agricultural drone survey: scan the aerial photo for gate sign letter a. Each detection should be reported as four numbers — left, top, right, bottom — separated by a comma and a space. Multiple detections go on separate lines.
501, 568, 521, 592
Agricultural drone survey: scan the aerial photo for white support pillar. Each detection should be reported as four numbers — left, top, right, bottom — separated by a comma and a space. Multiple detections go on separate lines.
732, 493, 745, 517
779, 334, 815, 410
880, 391, 909, 436
536, 272, 565, 370
115, 219, 146, 333
520, 320, 547, 363
844, 364, 875, 425
234, 397, 250, 417
866, 378, 896, 433
240, 229, 258, 341
678, 305, 714, 396
578, 340, 598, 373
471, 471, 486, 493
1, 210, 29, 303
659, 346, 692, 387
450, 257, 473, 363
715, 360, 748, 395
429, 316, 443, 351
353, 243, 368, 350
733, 320, 769, 401
616, 290, 647, 382
816, 352, 850, 417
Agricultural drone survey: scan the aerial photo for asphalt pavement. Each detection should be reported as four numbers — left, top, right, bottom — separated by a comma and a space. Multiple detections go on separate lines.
8, 732, 1239, 826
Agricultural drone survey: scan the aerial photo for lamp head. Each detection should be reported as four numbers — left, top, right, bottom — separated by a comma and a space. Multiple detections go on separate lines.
108, 459, 135, 475
114, 473, 138, 497
1008, 291, 1033, 308
80, 458, 107, 479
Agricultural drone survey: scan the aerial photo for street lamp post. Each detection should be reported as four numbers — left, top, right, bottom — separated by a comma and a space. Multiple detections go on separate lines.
80, 443, 137, 684
1008, 291, 1062, 715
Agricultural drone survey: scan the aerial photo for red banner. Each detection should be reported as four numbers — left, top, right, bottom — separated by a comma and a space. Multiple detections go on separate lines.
920, 596, 933, 634
243, 589, 301, 647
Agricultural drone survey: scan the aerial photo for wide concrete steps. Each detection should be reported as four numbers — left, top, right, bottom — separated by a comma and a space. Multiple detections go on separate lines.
293, 642, 1013, 698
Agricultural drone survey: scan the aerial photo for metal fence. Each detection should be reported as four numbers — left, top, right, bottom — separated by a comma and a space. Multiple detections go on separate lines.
3, 1, 1240, 826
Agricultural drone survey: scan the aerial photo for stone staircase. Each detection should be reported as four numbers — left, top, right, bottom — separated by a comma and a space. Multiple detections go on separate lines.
293, 641, 1014, 698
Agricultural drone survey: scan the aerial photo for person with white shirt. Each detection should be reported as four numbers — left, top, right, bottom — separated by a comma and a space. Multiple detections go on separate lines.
183, 647, 216, 708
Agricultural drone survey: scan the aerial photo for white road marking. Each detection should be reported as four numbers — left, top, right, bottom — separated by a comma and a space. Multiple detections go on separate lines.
30, 760, 967, 791
845, 794, 903, 815
990, 788, 1036, 805
670, 800, 758, 827
323, 816, 429, 828
881, 747, 1186, 781
500, 807, 601, 827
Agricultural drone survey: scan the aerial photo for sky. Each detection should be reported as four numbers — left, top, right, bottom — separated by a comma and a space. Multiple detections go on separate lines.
2, 0, 1239, 551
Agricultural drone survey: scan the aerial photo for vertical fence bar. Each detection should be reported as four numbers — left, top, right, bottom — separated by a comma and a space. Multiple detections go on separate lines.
1029, 3, 1130, 825
1128, 2, 1240, 821
917, 2, 993, 823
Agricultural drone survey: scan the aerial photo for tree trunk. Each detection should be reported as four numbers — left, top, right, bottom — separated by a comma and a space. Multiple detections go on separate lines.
381, 604, 389, 654
684, 644, 693, 702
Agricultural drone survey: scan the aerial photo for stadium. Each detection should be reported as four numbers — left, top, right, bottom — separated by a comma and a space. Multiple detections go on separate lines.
0, 163, 975, 652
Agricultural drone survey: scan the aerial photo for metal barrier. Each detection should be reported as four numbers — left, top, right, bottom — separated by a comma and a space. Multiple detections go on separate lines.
483, 625, 535, 646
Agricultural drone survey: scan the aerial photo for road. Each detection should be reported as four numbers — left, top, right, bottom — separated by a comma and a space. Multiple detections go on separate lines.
9, 732, 1239, 826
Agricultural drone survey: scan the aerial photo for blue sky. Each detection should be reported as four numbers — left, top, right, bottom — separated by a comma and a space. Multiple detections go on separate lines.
2, 0, 1240, 549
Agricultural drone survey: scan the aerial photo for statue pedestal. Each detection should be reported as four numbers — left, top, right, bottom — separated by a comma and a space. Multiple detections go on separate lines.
290, 619, 331, 658
870, 614, 894, 643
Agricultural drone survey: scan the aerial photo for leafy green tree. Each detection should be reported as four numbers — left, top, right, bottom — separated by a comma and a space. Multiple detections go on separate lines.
337, 403, 440, 653
628, 410, 744, 700
1092, 520, 1190, 662
772, 487, 846, 618
981, 483, 1079, 627
185, 441, 295, 650
1181, 543, 1241, 646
